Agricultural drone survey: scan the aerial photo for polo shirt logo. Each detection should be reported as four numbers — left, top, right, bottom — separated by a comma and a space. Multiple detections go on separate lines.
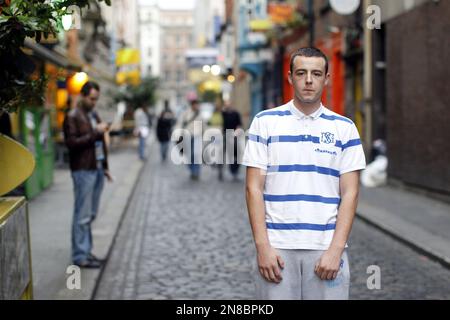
321, 132, 335, 144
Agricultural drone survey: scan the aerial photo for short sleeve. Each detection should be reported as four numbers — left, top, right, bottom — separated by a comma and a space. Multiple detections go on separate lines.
242, 116, 269, 171
339, 124, 366, 175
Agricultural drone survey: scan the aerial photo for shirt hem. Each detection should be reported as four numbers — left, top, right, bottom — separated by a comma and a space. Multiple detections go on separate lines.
269, 242, 348, 250
242, 162, 267, 170
340, 165, 366, 175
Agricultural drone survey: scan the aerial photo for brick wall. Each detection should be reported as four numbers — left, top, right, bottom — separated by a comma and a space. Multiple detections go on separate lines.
386, 0, 450, 194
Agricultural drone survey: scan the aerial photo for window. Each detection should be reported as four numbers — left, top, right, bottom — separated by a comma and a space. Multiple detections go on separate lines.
176, 71, 183, 82
148, 48, 152, 57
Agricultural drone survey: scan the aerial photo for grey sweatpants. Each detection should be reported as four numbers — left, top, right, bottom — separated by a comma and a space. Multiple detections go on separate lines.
254, 249, 350, 300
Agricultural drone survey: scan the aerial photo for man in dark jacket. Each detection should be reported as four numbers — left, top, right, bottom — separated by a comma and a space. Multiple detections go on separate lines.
156, 103, 175, 162
63, 81, 112, 268
222, 101, 243, 181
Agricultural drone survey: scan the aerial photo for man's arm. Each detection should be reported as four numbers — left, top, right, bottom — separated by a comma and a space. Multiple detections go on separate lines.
315, 170, 360, 280
246, 167, 284, 283
63, 115, 105, 150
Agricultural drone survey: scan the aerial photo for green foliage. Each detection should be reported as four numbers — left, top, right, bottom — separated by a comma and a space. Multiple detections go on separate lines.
0, 0, 111, 113
112, 77, 159, 110
201, 89, 219, 103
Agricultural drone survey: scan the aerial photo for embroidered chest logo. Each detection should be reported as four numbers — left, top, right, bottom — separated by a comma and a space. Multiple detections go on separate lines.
321, 132, 335, 144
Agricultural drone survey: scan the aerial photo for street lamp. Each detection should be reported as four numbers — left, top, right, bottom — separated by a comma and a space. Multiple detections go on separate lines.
202, 65, 211, 73
227, 75, 235, 83
67, 72, 89, 94
211, 65, 221, 76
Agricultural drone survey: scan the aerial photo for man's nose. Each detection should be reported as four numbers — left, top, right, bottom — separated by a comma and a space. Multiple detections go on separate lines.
306, 72, 313, 84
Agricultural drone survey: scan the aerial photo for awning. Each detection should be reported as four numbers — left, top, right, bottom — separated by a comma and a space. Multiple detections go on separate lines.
240, 62, 266, 77
24, 38, 82, 72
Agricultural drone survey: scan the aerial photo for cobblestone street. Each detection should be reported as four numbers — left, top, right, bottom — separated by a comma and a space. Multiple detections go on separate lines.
95, 141, 450, 300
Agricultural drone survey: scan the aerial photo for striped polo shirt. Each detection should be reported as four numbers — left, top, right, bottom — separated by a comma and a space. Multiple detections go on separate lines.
242, 100, 366, 250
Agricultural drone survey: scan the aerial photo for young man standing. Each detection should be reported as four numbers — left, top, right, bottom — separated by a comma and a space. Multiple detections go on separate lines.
243, 47, 366, 299
63, 81, 113, 268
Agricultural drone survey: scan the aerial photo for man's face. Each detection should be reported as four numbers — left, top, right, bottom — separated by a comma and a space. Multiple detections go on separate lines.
288, 56, 329, 105
191, 102, 199, 112
81, 89, 100, 111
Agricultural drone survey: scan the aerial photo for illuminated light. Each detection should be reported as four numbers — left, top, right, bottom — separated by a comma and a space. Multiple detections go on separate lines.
74, 72, 88, 83
227, 75, 236, 83
67, 72, 89, 94
202, 65, 211, 73
211, 65, 221, 76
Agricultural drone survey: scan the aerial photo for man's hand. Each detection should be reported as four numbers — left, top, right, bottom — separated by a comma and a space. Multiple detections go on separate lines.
257, 244, 285, 283
104, 170, 114, 182
314, 247, 344, 280
96, 122, 109, 133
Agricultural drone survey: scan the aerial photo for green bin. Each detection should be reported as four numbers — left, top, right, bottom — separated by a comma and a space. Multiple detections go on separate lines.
20, 107, 54, 199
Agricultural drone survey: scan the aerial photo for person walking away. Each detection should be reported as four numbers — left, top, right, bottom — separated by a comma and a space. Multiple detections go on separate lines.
156, 103, 175, 162
222, 100, 243, 181
134, 105, 150, 161
208, 102, 225, 180
243, 47, 366, 299
176, 99, 204, 180
63, 81, 113, 268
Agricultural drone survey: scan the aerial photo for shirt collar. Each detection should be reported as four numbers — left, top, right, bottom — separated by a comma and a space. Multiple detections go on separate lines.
289, 100, 323, 120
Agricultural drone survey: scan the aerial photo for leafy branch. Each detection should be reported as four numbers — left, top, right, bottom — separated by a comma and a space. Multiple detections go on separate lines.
0, 0, 111, 113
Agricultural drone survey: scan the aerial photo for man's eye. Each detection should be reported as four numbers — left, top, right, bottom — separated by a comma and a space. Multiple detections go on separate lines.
314, 73, 322, 77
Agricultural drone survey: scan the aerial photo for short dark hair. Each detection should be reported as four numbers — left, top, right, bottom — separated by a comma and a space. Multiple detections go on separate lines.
290, 47, 329, 74
80, 81, 100, 96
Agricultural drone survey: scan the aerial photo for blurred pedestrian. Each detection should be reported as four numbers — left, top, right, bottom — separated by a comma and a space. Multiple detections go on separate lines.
243, 47, 366, 299
134, 105, 150, 161
222, 100, 243, 181
156, 102, 175, 162
207, 102, 225, 180
63, 81, 113, 269
176, 99, 204, 180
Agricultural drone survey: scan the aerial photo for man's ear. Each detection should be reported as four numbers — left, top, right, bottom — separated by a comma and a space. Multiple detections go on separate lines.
324, 73, 330, 86
287, 71, 293, 85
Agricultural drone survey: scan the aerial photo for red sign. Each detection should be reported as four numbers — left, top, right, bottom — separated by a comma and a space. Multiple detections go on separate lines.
268, 3, 295, 24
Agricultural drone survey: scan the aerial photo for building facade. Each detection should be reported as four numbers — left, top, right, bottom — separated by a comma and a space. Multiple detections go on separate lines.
159, 9, 195, 108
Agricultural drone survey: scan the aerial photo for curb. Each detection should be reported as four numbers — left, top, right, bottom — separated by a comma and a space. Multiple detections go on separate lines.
356, 212, 450, 270
90, 153, 147, 299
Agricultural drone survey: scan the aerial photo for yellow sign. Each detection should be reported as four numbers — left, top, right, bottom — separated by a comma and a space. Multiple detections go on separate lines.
116, 69, 141, 86
116, 49, 140, 66
198, 79, 222, 93
0, 134, 36, 196
249, 19, 274, 31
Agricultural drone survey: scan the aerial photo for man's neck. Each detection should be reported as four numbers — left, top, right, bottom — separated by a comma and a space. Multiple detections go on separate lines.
292, 98, 321, 116
78, 101, 91, 114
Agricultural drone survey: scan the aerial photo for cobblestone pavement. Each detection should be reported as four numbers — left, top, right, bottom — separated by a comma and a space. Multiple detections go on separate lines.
95, 142, 450, 300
